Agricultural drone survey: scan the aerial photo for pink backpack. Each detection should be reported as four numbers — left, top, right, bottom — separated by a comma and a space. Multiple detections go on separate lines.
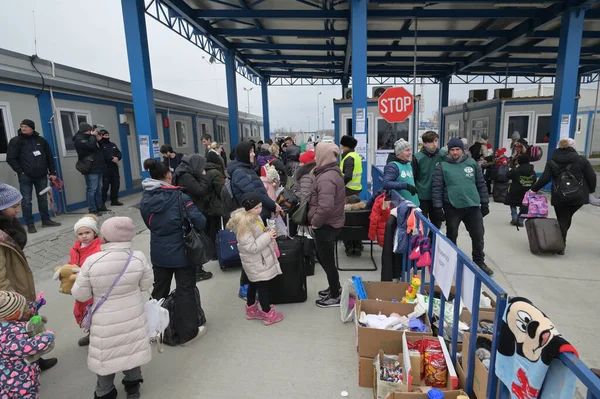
521, 191, 548, 218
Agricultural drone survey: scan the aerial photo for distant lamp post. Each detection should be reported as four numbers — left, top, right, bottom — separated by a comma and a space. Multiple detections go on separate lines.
243, 87, 253, 114
322, 105, 326, 132
317, 91, 322, 134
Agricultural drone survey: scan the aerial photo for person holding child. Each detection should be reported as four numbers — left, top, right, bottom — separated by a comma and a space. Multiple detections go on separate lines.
0, 183, 57, 372
227, 192, 284, 325
70, 214, 103, 347
72, 217, 153, 399
504, 154, 537, 227
0, 291, 56, 398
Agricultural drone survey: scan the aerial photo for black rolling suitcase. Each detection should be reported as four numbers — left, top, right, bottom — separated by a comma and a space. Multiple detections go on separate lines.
525, 218, 565, 254
268, 234, 308, 304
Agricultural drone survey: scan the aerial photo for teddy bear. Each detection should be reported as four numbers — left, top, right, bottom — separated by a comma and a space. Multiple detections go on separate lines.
52, 264, 81, 294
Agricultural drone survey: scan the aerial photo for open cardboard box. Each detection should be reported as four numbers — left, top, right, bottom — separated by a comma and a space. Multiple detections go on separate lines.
364, 281, 411, 301
359, 356, 375, 388
384, 390, 469, 399
373, 350, 408, 399
462, 332, 499, 399
356, 300, 432, 358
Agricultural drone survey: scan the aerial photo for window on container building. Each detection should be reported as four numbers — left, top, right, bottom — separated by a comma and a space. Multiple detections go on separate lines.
175, 120, 188, 147
58, 109, 92, 156
0, 102, 16, 161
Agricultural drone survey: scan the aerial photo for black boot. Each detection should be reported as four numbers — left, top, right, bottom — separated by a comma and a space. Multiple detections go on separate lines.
196, 269, 213, 282
123, 378, 144, 399
94, 387, 118, 399
38, 357, 58, 371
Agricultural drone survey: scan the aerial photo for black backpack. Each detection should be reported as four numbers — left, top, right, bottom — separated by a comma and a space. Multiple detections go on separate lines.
469, 142, 483, 161
550, 161, 583, 202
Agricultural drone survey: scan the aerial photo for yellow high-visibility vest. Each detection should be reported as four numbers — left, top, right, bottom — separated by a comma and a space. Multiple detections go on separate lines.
340, 151, 363, 191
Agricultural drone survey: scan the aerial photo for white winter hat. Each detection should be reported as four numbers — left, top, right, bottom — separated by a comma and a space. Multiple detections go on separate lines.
74, 215, 99, 235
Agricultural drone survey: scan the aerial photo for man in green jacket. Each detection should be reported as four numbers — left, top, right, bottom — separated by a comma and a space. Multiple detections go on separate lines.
412, 131, 445, 228
431, 138, 493, 276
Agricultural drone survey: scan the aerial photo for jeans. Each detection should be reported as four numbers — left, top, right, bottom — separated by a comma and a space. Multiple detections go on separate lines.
85, 173, 103, 212
152, 264, 199, 344
444, 205, 486, 264
18, 174, 49, 225
554, 204, 582, 244
313, 225, 341, 297
510, 206, 524, 224
102, 167, 120, 204
96, 367, 142, 397
247, 280, 271, 312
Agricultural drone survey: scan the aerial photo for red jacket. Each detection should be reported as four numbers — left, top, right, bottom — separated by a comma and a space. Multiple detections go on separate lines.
369, 193, 391, 247
69, 238, 102, 325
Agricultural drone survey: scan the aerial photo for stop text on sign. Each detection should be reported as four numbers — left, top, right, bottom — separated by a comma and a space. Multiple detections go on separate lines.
377, 86, 414, 123
379, 96, 413, 115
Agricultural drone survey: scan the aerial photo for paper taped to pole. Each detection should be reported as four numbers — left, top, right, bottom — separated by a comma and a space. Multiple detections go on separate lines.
432, 236, 457, 300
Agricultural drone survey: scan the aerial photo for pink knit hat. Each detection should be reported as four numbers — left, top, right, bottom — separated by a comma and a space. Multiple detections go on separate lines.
101, 217, 136, 243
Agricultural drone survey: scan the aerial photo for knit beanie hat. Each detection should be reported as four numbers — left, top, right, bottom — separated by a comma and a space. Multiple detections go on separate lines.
20, 119, 35, 130
74, 215, 99, 235
261, 143, 271, 152
101, 217, 136, 243
394, 139, 411, 154
567, 138, 577, 149
242, 192, 262, 211
447, 137, 464, 150
0, 184, 23, 211
299, 150, 315, 164
340, 135, 357, 149
511, 131, 521, 140
0, 291, 27, 320
266, 165, 280, 182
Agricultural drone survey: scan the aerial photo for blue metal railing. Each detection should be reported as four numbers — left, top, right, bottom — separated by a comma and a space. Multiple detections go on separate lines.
387, 189, 600, 398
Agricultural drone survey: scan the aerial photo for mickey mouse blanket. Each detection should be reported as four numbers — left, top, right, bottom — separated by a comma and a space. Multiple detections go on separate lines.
495, 297, 578, 399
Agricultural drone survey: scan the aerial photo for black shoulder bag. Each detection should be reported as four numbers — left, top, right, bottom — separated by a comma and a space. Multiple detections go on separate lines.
178, 194, 214, 265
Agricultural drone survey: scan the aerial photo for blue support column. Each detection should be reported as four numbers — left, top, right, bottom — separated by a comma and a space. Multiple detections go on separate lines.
548, 7, 586, 160
225, 49, 240, 151
351, 0, 368, 200
438, 76, 450, 145
121, 0, 159, 179
261, 78, 270, 142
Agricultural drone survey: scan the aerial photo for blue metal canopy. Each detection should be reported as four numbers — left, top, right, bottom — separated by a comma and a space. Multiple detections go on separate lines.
145, 0, 600, 85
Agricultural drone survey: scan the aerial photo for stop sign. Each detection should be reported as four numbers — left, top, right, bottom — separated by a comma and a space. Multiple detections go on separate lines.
378, 87, 414, 123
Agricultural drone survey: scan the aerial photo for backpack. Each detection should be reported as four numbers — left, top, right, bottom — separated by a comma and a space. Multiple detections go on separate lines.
550, 161, 583, 202
520, 191, 548, 219
260, 159, 276, 177
222, 178, 238, 212
276, 188, 299, 217
469, 142, 483, 161
495, 164, 510, 183
527, 145, 543, 162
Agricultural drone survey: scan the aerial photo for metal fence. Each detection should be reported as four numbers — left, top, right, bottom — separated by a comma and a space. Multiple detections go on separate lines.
374, 165, 600, 398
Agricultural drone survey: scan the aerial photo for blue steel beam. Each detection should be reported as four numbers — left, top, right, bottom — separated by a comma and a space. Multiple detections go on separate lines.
458, 0, 599, 73
225, 50, 240, 151
154, 0, 263, 84
212, 27, 599, 38
438, 77, 450, 144
261, 78, 270, 141
121, 0, 160, 179
196, 7, 579, 18
548, 7, 586, 159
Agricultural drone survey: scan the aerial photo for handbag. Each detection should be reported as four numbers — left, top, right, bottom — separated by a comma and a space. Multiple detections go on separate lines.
178, 194, 213, 265
81, 250, 133, 331
291, 200, 309, 226
76, 155, 94, 175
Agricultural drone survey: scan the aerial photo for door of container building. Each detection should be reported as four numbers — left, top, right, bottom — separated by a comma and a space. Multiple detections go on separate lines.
125, 113, 142, 181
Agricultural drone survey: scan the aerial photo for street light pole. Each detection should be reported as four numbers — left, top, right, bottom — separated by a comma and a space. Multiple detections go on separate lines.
317, 91, 322, 135
322, 105, 326, 132
243, 87, 253, 115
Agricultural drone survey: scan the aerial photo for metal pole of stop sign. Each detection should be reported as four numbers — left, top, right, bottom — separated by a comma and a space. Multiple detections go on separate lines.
412, 17, 419, 154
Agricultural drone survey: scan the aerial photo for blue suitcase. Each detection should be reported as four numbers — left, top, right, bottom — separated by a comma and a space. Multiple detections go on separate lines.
216, 218, 242, 270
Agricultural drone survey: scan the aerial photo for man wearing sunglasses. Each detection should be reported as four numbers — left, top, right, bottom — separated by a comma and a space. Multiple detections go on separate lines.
98, 126, 123, 207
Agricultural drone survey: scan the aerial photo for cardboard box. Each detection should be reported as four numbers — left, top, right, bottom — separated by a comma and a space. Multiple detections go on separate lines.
374, 350, 407, 399
462, 332, 499, 399
384, 390, 468, 399
359, 356, 375, 388
456, 360, 466, 391
402, 335, 458, 391
364, 281, 411, 301
356, 300, 432, 358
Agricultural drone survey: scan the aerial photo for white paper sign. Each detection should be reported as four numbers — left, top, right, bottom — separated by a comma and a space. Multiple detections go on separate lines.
139, 135, 150, 168
376, 150, 394, 167
356, 108, 365, 121
355, 134, 367, 160
432, 236, 458, 300
356, 120, 365, 133
461, 266, 476, 313
152, 139, 160, 158
560, 114, 571, 139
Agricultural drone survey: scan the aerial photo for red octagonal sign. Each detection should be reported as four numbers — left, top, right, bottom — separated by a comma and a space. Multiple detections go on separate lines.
378, 87, 414, 123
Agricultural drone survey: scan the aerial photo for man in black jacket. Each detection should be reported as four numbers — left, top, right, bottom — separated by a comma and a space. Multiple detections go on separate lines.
6, 119, 62, 233
98, 127, 123, 207
73, 123, 107, 214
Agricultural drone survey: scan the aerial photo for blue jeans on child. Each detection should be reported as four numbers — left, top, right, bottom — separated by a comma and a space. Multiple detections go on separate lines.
510, 206, 524, 224
85, 173, 103, 212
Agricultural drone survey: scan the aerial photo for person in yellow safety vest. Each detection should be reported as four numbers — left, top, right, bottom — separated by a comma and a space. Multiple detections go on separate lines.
340, 135, 363, 197
339, 135, 364, 256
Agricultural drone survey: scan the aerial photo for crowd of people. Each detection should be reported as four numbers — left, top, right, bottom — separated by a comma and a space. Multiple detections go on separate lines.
0, 124, 597, 398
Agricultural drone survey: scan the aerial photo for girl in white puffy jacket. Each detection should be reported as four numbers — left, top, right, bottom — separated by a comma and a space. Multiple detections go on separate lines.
226, 192, 284, 326
72, 217, 154, 399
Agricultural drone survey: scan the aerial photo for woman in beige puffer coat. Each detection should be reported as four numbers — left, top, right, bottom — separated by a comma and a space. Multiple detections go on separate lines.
72, 217, 154, 399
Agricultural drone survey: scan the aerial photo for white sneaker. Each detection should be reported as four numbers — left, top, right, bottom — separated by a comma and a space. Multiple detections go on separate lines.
180, 326, 207, 346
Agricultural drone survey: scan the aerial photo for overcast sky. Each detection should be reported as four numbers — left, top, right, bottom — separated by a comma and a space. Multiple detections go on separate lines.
1, 0, 584, 132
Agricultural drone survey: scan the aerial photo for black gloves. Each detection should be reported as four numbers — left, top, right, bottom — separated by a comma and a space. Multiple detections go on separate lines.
433, 208, 445, 222
481, 205, 490, 217
405, 184, 418, 196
